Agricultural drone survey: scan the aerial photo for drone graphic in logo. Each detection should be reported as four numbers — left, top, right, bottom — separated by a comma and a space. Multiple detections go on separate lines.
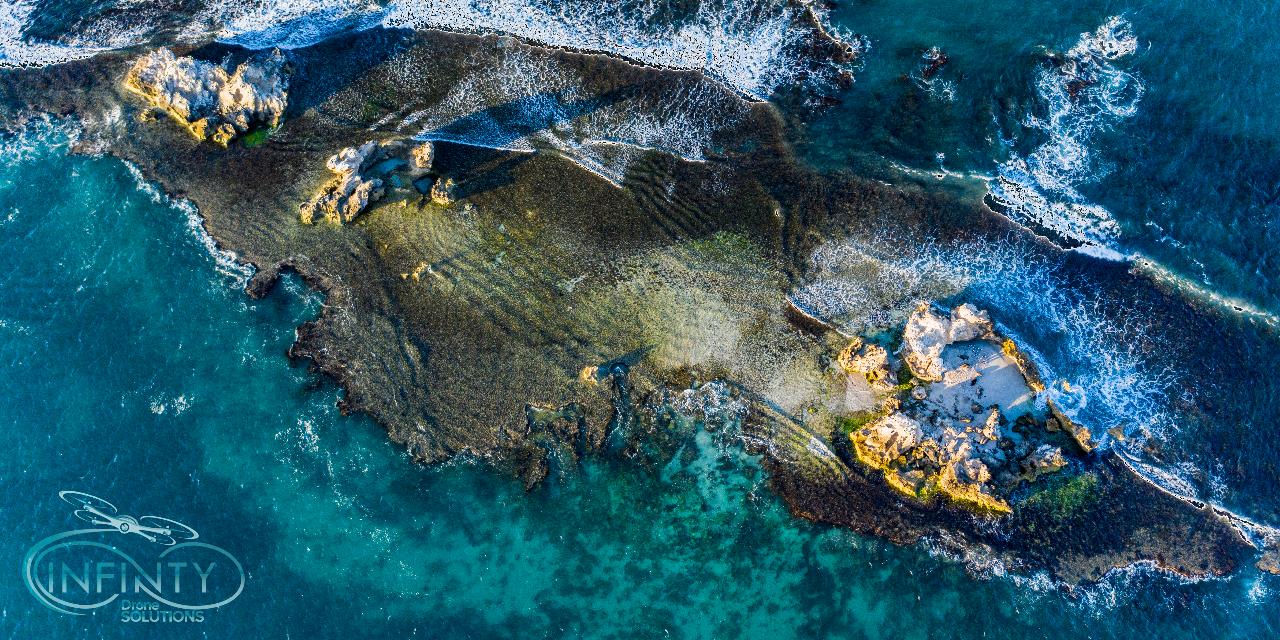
23, 491, 244, 616
59, 491, 199, 545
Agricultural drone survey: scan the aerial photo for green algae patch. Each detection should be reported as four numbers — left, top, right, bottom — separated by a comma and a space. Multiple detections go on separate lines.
240, 125, 278, 148
1021, 472, 1100, 521
838, 410, 888, 436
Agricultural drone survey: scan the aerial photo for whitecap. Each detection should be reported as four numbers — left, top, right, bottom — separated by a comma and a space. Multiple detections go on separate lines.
986, 16, 1143, 254
0, 0, 151, 68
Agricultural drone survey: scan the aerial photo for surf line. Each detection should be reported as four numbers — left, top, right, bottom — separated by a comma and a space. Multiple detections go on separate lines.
1114, 449, 1280, 565
1130, 255, 1280, 328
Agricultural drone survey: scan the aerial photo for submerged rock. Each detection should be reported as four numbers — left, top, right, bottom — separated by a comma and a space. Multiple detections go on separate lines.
124, 48, 288, 146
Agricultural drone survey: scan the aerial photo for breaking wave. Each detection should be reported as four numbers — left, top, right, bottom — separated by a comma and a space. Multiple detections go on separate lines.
381, 0, 841, 99
987, 16, 1143, 256
0, 0, 113, 67
5, 0, 858, 100
121, 161, 256, 287
388, 47, 747, 185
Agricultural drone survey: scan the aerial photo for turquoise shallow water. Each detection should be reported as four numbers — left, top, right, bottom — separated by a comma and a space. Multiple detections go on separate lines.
0, 117, 1276, 638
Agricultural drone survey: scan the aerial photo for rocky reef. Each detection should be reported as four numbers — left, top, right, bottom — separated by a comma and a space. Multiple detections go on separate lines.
842, 303, 1080, 515
2, 28, 1268, 585
124, 47, 288, 145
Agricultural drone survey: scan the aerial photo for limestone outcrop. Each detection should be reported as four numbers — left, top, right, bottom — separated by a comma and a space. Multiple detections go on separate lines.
837, 338, 895, 390
125, 48, 288, 145
901, 302, 993, 381
843, 303, 1084, 515
300, 140, 440, 224
852, 413, 922, 467
430, 177, 456, 205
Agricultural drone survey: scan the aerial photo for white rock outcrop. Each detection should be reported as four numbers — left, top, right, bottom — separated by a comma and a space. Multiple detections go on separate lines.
301, 142, 387, 225
837, 338, 894, 389
857, 413, 923, 467
901, 303, 993, 381
409, 142, 434, 175
125, 48, 288, 145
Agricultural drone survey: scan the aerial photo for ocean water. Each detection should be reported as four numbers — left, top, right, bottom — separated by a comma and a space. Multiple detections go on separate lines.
809, 1, 1280, 313
1, 1, 1280, 638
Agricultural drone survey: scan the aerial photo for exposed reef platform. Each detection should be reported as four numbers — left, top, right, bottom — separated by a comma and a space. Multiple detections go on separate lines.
1, 27, 1265, 585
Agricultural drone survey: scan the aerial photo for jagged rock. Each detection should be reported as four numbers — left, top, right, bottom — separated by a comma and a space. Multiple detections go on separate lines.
837, 338, 894, 388
853, 413, 923, 468
1047, 399, 1096, 453
431, 177, 457, 205
125, 48, 288, 145
301, 141, 387, 225
956, 457, 992, 484
938, 458, 1010, 513
1018, 444, 1067, 482
842, 302, 1076, 515
409, 142, 435, 175
902, 303, 993, 381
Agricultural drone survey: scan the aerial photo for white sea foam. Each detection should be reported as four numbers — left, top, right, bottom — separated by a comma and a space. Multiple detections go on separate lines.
190, 0, 386, 50
921, 534, 1219, 613
0, 0, 156, 68
121, 160, 256, 287
0, 114, 79, 163
987, 17, 1143, 254
381, 0, 821, 99
668, 381, 750, 428
6, 0, 853, 98
0, 1, 100, 67
395, 47, 745, 185
1133, 255, 1280, 327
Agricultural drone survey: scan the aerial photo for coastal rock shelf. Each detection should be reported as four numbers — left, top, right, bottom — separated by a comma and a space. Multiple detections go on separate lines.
2, 27, 1267, 586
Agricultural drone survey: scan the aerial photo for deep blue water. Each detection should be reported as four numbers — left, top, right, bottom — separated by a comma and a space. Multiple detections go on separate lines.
1, 1, 1279, 637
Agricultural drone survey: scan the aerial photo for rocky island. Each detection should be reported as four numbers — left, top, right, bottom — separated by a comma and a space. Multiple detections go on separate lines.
1, 24, 1270, 587
842, 303, 1080, 515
